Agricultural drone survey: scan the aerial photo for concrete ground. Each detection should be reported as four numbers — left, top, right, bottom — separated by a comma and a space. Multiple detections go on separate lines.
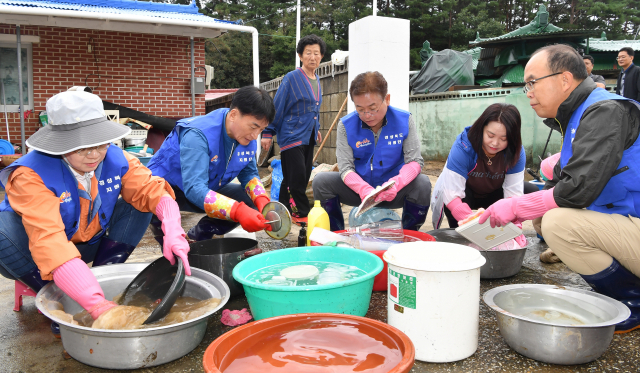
1, 170, 639, 372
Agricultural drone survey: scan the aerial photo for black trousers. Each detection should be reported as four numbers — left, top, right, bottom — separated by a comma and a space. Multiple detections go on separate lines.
444, 182, 539, 228
279, 130, 316, 217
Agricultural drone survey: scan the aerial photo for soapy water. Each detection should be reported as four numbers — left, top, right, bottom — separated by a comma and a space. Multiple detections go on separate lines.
525, 309, 588, 325
43, 294, 221, 330
246, 261, 367, 286
495, 289, 609, 326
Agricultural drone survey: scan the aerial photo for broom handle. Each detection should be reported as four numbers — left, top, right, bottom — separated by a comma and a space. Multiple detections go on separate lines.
313, 96, 348, 163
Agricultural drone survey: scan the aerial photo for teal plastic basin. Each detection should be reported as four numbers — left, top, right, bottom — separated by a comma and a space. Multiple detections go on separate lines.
232, 246, 383, 320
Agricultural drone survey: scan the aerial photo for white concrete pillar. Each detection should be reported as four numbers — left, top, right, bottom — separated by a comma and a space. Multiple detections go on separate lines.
348, 16, 410, 112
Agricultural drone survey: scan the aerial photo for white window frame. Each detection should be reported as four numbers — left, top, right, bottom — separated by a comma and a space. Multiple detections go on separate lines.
0, 41, 34, 112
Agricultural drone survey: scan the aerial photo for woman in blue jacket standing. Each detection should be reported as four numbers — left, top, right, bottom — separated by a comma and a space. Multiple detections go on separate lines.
261, 34, 325, 225
431, 103, 538, 230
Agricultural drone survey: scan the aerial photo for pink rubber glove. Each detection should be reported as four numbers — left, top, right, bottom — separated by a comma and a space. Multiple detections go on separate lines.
53, 258, 117, 320
156, 195, 192, 276
479, 188, 558, 228
376, 162, 421, 202
344, 172, 375, 201
446, 197, 474, 222
540, 152, 561, 181
514, 222, 527, 247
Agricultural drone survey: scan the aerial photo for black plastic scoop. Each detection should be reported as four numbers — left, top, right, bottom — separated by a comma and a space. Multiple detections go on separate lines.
118, 256, 186, 325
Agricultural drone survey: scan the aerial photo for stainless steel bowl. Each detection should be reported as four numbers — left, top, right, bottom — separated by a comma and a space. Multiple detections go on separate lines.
426, 228, 527, 279
36, 263, 230, 369
479, 246, 527, 279
483, 284, 630, 365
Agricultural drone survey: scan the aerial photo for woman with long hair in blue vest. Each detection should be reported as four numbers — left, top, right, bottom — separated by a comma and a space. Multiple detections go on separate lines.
431, 103, 538, 232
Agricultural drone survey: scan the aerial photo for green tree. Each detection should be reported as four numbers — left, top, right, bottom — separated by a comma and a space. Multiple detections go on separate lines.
151, 0, 640, 86
205, 32, 255, 88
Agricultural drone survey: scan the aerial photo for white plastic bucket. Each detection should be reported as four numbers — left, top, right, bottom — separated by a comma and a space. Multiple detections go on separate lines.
383, 241, 486, 362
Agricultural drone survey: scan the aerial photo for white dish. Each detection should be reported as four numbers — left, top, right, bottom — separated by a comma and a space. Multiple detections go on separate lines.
455, 218, 521, 250
280, 264, 320, 280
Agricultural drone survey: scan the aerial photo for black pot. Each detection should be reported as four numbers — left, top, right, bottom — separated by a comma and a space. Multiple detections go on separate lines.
188, 238, 262, 296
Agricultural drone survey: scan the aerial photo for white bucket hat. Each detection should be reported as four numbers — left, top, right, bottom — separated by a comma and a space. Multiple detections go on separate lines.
26, 91, 131, 155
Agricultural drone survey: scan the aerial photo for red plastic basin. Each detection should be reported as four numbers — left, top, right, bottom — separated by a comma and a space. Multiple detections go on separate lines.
311, 229, 435, 291
203, 313, 415, 373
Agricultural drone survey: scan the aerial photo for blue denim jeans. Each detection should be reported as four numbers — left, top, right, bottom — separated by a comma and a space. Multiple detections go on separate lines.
0, 197, 152, 280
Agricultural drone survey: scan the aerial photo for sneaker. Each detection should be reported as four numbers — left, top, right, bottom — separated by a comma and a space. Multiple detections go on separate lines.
540, 248, 562, 264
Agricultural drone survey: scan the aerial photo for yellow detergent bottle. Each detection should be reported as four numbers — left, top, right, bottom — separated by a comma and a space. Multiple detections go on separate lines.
307, 200, 330, 246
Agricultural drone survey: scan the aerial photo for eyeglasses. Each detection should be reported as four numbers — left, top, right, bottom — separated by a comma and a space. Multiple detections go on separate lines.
75, 143, 110, 157
522, 72, 563, 94
356, 101, 386, 117
616, 56, 629, 60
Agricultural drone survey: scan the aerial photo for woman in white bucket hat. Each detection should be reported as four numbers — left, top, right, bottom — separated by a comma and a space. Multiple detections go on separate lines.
0, 91, 190, 334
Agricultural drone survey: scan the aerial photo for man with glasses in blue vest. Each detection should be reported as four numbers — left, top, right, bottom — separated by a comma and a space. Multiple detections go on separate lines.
313, 71, 431, 232
480, 44, 640, 334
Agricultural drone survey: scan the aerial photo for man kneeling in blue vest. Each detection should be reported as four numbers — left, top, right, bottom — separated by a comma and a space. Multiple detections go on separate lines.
148, 86, 274, 240
312, 72, 432, 231
479, 44, 640, 334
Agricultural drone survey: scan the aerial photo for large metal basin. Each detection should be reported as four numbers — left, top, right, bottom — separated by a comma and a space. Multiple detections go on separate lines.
35, 263, 230, 369
483, 284, 630, 365
426, 228, 526, 279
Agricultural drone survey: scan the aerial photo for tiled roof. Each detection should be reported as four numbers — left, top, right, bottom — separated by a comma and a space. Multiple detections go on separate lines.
472, 29, 596, 47
476, 78, 497, 87
470, 4, 596, 47
0, 0, 237, 24
487, 64, 525, 88
581, 39, 640, 52
500, 64, 525, 84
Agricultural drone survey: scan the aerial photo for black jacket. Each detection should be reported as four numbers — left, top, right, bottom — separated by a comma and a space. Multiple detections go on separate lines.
616, 64, 640, 101
545, 79, 640, 208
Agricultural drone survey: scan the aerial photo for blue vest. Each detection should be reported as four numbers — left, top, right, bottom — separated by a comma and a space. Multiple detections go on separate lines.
0, 145, 130, 243
343, 106, 410, 187
148, 108, 256, 191
560, 88, 640, 217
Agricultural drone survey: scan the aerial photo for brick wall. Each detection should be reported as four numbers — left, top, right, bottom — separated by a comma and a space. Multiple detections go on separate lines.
0, 24, 206, 145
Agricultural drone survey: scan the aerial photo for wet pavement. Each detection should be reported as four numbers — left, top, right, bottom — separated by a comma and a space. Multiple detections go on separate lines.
1, 183, 640, 372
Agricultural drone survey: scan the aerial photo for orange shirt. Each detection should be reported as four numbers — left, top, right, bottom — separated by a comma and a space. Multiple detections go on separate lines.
5, 150, 175, 280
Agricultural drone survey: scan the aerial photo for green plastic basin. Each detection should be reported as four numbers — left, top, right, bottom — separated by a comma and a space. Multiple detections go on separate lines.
232, 246, 383, 320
